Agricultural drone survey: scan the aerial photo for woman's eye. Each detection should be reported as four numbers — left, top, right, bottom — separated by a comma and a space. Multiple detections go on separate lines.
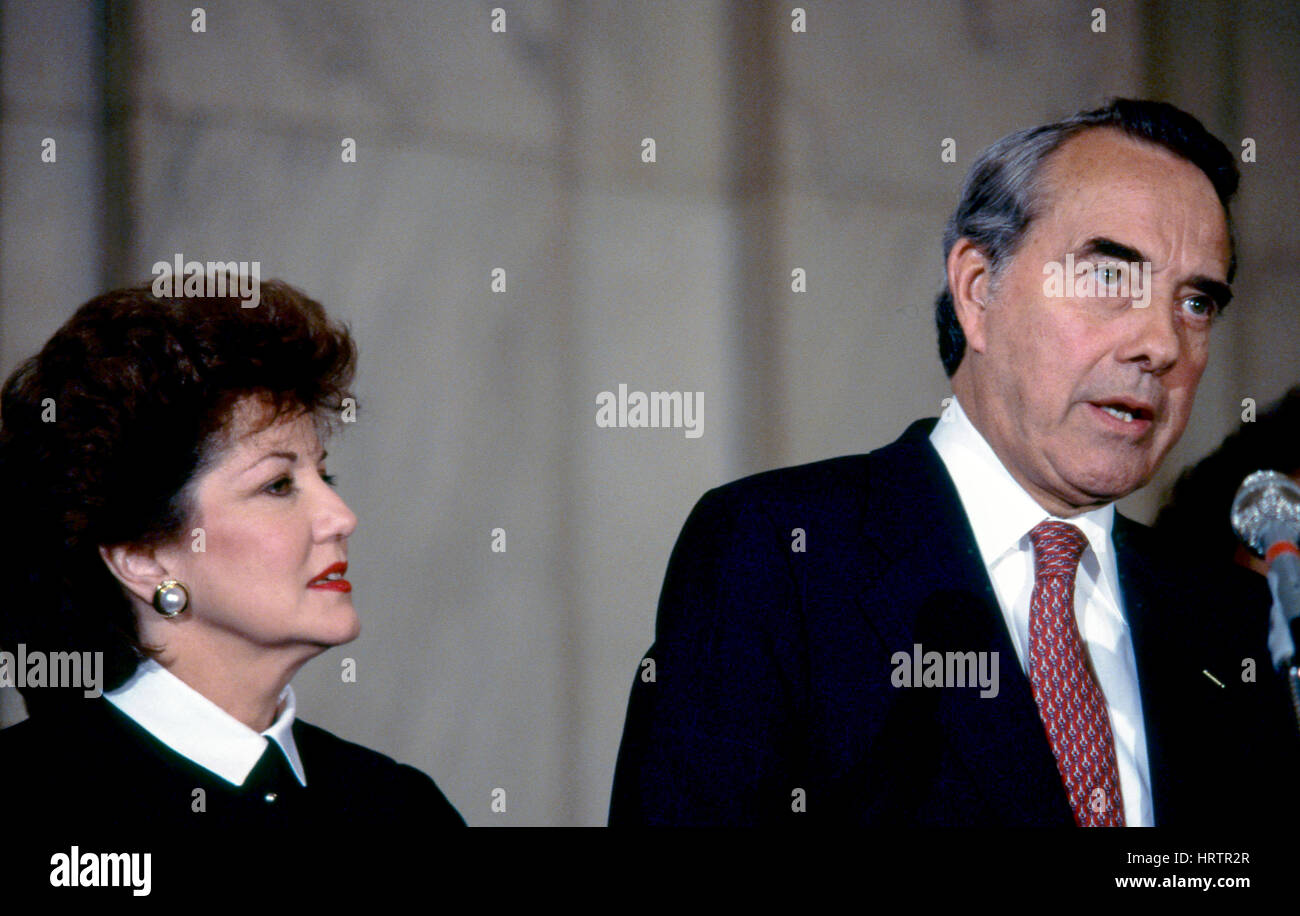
321, 471, 338, 487
266, 475, 295, 495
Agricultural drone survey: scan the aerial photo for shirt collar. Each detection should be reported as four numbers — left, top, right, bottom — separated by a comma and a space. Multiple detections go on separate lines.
104, 658, 307, 788
929, 394, 1115, 564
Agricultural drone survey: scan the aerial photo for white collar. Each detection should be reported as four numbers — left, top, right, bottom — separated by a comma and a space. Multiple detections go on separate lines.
929, 394, 1116, 566
104, 658, 307, 787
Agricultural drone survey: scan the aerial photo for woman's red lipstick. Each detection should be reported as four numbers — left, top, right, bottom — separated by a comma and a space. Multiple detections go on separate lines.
308, 561, 351, 592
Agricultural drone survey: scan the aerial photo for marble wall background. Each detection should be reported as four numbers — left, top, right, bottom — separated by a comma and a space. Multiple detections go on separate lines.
2, 0, 1297, 825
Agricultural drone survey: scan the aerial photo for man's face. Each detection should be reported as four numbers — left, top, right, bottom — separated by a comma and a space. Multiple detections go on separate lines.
956, 128, 1232, 516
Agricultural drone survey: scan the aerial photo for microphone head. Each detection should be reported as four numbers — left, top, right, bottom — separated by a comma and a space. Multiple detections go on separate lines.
1231, 469, 1300, 555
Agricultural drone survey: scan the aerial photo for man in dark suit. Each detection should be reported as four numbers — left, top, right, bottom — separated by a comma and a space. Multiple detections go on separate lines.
610, 99, 1300, 826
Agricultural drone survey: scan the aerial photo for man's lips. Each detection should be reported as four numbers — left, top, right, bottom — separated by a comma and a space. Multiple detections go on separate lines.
1087, 396, 1156, 422
1086, 401, 1154, 436
308, 561, 351, 592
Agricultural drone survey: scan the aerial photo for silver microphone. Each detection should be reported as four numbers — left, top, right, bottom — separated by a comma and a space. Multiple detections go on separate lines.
1232, 470, 1300, 559
1231, 470, 1300, 731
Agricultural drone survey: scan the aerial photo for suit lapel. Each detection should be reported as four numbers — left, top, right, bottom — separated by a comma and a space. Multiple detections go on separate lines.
1110, 519, 1161, 821
851, 419, 1074, 824
1107, 517, 1216, 826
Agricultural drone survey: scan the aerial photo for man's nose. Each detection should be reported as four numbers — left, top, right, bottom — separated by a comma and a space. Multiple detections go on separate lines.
1121, 298, 1181, 372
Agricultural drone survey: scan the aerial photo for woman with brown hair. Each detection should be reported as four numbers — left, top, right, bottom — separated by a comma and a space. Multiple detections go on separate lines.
0, 278, 463, 863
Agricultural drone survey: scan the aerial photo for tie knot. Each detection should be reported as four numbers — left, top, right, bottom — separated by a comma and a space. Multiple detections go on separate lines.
1029, 520, 1088, 577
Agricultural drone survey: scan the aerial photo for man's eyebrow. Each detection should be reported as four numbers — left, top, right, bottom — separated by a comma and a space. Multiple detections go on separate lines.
1187, 275, 1233, 310
1074, 236, 1146, 265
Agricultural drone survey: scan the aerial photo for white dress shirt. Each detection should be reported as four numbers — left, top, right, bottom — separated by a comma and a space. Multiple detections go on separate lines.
104, 658, 307, 788
929, 394, 1152, 826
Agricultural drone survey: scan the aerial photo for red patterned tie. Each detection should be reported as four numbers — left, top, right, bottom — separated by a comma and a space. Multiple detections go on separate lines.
1027, 520, 1125, 827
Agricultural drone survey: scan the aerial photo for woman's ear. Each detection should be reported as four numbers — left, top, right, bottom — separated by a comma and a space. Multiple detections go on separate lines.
97, 544, 171, 608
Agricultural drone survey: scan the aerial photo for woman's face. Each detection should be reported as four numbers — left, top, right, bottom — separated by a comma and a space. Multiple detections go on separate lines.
155, 398, 360, 656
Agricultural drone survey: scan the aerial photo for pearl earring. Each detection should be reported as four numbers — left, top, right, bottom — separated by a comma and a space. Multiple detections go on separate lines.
152, 578, 190, 618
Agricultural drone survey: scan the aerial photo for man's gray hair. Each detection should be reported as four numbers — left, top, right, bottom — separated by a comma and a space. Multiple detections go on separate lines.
935, 98, 1239, 378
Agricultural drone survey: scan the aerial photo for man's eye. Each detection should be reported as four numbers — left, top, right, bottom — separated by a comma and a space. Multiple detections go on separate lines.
1182, 295, 1218, 321
1094, 263, 1124, 292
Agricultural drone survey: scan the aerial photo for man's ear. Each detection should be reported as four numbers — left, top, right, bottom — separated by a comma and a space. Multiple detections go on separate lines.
98, 544, 172, 608
947, 237, 993, 355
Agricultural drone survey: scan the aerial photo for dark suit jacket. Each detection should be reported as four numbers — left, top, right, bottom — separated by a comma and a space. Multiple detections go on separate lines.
0, 692, 463, 886
610, 418, 1300, 826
